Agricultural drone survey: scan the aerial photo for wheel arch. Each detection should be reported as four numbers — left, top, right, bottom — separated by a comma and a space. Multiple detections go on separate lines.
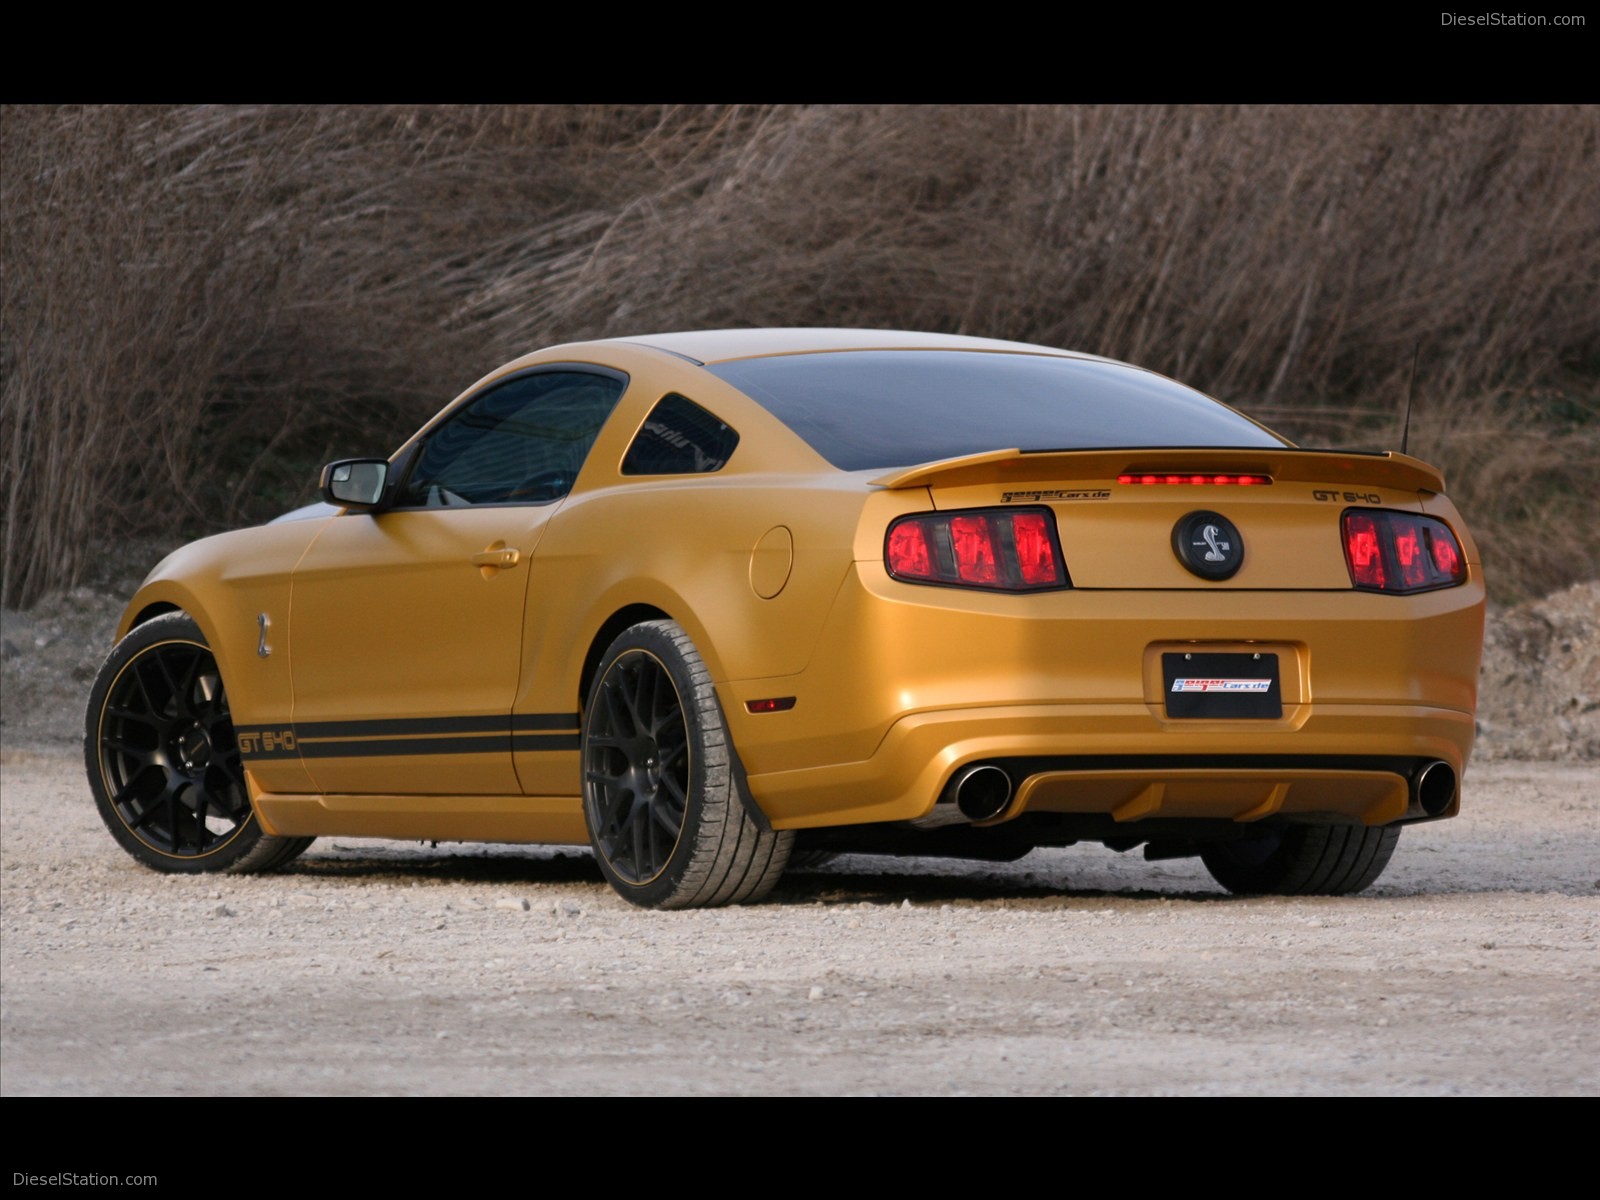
577, 602, 672, 711
127, 600, 183, 630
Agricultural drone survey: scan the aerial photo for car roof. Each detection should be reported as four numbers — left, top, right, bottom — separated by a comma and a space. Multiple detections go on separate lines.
601, 328, 1112, 366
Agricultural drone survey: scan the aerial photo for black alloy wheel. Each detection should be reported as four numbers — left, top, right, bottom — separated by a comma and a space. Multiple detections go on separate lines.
580, 620, 792, 909
86, 612, 313, 873
583, 647, 690, 886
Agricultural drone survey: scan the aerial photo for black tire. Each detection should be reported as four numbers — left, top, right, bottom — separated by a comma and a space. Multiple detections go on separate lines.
581, 619, 792, 909
1201, 824, 1400, 896
85, 612, 314, 874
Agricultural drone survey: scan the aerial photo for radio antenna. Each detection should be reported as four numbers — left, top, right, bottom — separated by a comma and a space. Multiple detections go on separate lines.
1400, 344, 1419, 456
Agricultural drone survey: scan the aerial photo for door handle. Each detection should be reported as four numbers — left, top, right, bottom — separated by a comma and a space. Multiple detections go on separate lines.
472, 547, 521, 570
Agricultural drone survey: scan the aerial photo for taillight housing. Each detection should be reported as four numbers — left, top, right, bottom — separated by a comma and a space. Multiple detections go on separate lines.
886, 508, 1069, 592
1342, 509, 1467, 594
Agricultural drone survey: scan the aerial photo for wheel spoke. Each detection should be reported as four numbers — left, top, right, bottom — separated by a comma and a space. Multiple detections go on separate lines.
110, 779, 146, 810
102, 736, 153, 763
217, 785, 250, 821
129, 660, 159, 712
176, 652, 204, 713
106, 704, 160, 727
622, 666, 647, 731
128, 793, 174, 832
603, 678, 632, 737
600, 787, 633, 834
642, 663, 663, 732
646, 797, 663, 869
660, 771, 686, 805
152, 650, 184, 711
650, 793, 683, 834
629, 799, 648, 870
218, 752, 245, 789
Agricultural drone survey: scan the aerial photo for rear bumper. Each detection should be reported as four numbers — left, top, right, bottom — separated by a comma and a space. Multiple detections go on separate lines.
744, 701, 1473, 829
725, 565, 1484, 830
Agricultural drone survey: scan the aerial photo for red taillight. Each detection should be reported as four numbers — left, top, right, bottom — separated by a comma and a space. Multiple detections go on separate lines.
1343, 512, 1386, 589
886, 520, 932, 579
1012, 511, 1059, 585
1429, 529, 1461, 576
1393, 521, 1428, 589
1341, 510, 1467, 594
885, 508, 1069, 592
949, 515, 1000, 584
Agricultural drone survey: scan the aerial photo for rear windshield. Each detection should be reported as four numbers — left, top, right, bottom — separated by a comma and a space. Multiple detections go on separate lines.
706, 350, 1286, 470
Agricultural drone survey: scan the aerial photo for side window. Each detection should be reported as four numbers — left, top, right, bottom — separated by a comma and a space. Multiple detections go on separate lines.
621, 393, 739, 476
397, 369, 626, 508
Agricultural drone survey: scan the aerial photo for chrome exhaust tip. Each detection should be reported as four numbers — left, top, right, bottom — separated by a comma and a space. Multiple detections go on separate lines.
913, 764, 1016, 828
1412, 761, 1458, 818
950, 764, 1013, 823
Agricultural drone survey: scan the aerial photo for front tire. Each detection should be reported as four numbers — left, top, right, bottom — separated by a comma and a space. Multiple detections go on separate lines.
85, 612, 313, 874
1201, 824, 1400, 896
581, 620, 791, 909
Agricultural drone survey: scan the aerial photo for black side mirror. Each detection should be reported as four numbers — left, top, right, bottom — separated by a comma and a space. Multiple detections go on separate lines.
320, 459, 389, 510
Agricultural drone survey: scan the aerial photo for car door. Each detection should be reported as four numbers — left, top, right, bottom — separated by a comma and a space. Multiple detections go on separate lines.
287, 366, 626, 795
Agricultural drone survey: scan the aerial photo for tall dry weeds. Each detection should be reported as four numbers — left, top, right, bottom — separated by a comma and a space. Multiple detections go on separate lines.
3, 104, 1596, 608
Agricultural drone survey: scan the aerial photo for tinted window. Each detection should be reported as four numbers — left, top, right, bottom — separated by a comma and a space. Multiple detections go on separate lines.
622, 393, 739, 475
398, 369, 625, 507
707, 351, 1286, 471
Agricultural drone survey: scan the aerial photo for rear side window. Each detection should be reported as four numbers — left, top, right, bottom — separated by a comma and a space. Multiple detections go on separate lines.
621, 393, 739, 475
707, 350, 1286, 471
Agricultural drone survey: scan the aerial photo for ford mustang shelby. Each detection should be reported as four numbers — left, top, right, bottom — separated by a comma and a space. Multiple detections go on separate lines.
86, 329, 1485, 907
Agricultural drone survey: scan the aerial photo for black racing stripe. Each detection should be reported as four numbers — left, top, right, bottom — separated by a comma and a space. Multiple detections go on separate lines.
290, 713, 579, 738
236, 714, 580, 759
511, 713, 580, 731
512, 734, 582, 752
292, 715, 507, 738
297, 735, 510, 759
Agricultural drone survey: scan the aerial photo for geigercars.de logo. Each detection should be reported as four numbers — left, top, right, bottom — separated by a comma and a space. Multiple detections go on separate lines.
1169, 679, 1274, 693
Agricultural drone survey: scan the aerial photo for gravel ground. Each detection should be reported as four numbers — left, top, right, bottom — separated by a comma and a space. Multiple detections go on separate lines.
2, 751, 1595, 1096
2, 572, 1596, 1095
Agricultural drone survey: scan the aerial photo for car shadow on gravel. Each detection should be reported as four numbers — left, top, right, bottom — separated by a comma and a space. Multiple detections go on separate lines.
770, 868, 1230, 907
270, 842, 1233, 904
280, 844, 607, 886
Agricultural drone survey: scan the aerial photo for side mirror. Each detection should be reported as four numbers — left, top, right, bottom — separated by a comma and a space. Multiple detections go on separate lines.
320, 459, 389, 510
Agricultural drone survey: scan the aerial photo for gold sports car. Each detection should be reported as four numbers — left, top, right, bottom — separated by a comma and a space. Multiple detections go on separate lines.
86, 329, 1485, 908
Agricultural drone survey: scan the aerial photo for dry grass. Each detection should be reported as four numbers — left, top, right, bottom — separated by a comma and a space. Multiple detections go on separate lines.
4, 104, 1596, 607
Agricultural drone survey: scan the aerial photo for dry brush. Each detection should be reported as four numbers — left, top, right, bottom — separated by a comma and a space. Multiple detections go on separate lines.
3, 104, 1595, 608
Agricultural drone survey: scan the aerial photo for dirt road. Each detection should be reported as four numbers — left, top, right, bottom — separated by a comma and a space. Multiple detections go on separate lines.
2, 751, 1594, 1095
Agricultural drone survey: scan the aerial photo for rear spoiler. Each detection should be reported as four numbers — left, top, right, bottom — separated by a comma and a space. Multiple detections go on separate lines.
870, 447, 1447, 494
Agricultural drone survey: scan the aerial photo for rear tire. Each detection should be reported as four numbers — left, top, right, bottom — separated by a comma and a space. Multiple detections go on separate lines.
581, 620, 791, 909
1201, 824, 1400, 896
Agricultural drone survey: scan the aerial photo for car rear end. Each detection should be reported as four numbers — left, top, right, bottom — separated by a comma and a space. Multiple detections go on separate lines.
703, 346, 1484, 852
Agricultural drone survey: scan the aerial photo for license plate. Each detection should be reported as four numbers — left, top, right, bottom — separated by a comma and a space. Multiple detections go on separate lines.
1162, 652, 1282, 719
